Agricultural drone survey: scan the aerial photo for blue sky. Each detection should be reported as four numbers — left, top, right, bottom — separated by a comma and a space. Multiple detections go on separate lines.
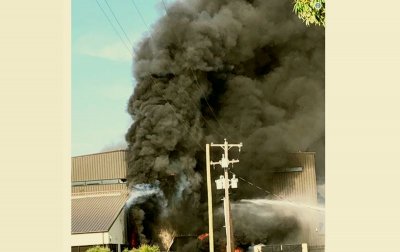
72, 0, 171, 156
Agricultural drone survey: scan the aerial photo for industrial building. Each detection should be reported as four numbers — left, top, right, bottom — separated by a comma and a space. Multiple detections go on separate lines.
272, 152, 325, 250
71, 150, 129, 252
71, 150, 324, 251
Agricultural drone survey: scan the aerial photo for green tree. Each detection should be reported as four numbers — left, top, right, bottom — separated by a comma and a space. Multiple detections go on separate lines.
85, 246, 111, 252
293, 0, 325, 26
123, 244, 160, 252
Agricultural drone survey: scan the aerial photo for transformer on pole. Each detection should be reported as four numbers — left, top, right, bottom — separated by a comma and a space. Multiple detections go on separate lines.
209, 139, 242, 252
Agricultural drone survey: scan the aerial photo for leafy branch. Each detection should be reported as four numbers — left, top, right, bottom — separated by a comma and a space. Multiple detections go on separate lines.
293, 0, 325, 27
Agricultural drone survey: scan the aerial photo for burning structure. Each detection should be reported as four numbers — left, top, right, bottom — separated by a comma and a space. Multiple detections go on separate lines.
71, 150, 324, 251
71, 0, 325, 251
223, 151, 324, 251
271, 152, 324, 247
71, 150, 129, 252
124, 0, 324, 250
273, 152, 318, 205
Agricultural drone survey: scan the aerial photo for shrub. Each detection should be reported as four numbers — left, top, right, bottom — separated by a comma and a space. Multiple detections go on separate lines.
85, 246, 111, 252
123, 244, 160, 252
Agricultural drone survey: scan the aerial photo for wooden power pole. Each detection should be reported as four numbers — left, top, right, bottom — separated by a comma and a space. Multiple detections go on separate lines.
206, 144, 214, 252
210, 139, 242, 252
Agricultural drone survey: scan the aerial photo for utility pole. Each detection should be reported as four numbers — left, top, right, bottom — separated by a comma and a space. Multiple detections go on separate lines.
210, 139, 242, 252
205, 144, 214, 252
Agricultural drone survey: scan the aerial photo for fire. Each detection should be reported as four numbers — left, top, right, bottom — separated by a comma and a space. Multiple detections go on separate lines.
158, 228, 175, 250
197, 233, 209, 241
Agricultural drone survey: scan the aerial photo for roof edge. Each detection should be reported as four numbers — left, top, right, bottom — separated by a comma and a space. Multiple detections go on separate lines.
72, 149, 127, 158
72, 231, 108, 235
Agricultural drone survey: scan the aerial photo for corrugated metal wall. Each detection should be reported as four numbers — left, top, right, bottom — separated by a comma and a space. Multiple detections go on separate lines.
302, 210, 325, 246
72, 150, 127, 181
72, 184, 128, 194
272, 152, 324, 246
272, 152, 318, 205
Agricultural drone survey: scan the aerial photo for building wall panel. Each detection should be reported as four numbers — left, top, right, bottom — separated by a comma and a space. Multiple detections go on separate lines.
272, 152, 323, 246
71, 232, 107, 246
72, 184, 128, 194
272, 152, 318, 205
108, 209, 126, 245
72, 150, 127, 181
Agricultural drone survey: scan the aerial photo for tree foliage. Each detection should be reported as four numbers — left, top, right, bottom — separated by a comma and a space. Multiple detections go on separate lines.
293, 0, 325, 26
123, 244, 160, 252
85, 246, 111, 252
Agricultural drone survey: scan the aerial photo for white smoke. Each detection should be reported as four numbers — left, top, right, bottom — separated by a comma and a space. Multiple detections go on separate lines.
126, 182, 167, 209
231, 197, 325, 245
241, 199, 325, 212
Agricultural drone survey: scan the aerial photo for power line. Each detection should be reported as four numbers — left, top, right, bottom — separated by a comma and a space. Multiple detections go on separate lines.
229, 170, 272, 196
93, 2, 207, 159
229, 170, 325, 212
130, 0, 151, 32
164, 101, 204, 150
95, 0, 133, 56
160, 0, 168, 13
104, 0, 133, 46
95, 1, 230, 141
95, 1, 205, 150
190, 69, 230, 138
158, 1, 231, 140
175, 86, 226, 139
130, 1, 229, 141
148, 75, 204, 150
97, 0, 228, 143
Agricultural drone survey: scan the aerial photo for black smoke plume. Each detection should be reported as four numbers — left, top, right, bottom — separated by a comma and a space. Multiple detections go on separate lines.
125, 0, 324, 248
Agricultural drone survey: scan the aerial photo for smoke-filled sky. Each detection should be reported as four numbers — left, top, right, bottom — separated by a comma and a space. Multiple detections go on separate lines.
72, 0, 170, 156
125, 0, 324, 247
72, 0, 325, 248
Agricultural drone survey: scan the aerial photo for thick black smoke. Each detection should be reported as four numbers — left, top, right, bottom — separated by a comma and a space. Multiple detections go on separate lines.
125, 0, 324, 247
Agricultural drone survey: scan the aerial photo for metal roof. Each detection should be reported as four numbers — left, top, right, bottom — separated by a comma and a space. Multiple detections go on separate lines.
71, 192, 128, 234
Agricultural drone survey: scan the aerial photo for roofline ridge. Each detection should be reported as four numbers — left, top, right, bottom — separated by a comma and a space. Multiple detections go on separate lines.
72, 149, 127, 158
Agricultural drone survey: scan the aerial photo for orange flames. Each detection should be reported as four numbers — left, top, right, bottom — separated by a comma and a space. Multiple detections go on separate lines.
197, 233, 209, 241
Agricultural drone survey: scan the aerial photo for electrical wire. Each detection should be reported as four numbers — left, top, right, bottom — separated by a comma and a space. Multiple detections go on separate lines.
95, 0, 323, 215
175, 86, 226, 139
95, 0, 133, 56
148, 75, 205, 150
104, 0, 133, 46
160, 0, 168, 13
159, 1, 232, 140
129, 1, 229, 141
95, 1, 206, 150
190, 68, 230, 138
229, 170, 325, 212
128, 2, 217, 137
96, 1, 229, 147
130, 0, 151, 32
94, 2, 323, 215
